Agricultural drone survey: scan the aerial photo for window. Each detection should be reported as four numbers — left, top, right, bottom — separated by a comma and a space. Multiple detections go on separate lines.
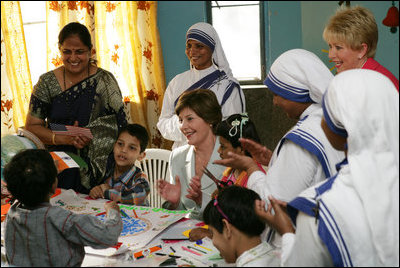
20, 1, 47, 86
208, 1, 265, 85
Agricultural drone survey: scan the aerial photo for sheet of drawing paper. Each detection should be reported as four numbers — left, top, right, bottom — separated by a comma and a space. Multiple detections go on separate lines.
50, 189, 105, 215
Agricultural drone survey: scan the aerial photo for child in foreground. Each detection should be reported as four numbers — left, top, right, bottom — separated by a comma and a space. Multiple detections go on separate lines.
203, 186, 280, 266
189, 113, 266, 241
89, 124, 150, 205
4, 149, 122, 267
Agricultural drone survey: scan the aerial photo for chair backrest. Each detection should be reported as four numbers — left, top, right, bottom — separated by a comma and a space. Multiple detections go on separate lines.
135, 148, 171, 208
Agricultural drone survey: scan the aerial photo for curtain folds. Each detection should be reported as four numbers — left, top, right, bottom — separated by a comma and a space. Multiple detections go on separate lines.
1, 1, 167, 148
1, 1, 32, 136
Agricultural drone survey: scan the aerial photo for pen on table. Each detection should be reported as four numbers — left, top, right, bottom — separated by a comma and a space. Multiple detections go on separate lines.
154, 252, 181, 258
181, 246, 202, 256
132, 208, 138, 218
170, 246, 176, 253
194, 243, 212, 251
188, 245, 206, 254
120, 209, 130, 218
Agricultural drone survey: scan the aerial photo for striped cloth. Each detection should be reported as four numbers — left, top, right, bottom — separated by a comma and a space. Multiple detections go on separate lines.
4, 201, 122, 266
104, 165, 150, 206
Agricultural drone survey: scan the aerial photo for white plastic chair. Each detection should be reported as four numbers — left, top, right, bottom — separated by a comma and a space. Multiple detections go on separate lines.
136, 148, 171, 208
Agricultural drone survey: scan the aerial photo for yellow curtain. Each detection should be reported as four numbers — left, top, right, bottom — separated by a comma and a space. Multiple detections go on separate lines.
1, 1, 32, 136
46, 1, 167, 148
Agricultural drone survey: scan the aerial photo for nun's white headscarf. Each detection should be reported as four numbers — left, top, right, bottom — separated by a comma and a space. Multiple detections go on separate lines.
264, 49, 333, 104
323, 69, 399, 265
186, 22, 239, 85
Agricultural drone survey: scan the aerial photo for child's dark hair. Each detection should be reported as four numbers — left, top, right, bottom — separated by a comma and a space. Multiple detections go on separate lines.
215, 113, 261, 157
4, 149, 57, 207
203, 186, 265, 236
118, 124, 149, 153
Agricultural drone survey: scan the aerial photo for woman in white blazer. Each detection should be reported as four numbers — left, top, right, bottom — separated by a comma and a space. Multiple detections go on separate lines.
158, 89, 226, 219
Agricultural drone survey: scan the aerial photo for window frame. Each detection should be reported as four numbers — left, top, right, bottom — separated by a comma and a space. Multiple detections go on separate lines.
206, 1, 266, 86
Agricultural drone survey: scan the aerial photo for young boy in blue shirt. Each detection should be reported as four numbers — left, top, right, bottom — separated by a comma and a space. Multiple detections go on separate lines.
89, 124, 150, 205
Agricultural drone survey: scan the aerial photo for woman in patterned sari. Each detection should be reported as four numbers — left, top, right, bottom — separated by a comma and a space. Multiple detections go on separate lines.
25, 22, 127, 194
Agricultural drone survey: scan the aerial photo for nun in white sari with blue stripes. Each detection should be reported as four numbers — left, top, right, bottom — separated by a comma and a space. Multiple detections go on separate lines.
157, 22, 246, 149
283, 69, 399, 266
244, 49, 344, 256
249, 49, 344, 204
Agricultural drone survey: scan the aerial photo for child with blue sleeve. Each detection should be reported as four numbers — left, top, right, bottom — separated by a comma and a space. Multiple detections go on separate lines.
89, 124, 150, 206
4, 149, 122, 267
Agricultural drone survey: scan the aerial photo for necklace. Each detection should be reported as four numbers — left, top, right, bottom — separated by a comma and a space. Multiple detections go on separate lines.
63, 64, 90, 90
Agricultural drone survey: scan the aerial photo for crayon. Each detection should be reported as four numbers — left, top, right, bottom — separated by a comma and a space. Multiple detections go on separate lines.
95, 211, 106, 216
170, 246, 176, 253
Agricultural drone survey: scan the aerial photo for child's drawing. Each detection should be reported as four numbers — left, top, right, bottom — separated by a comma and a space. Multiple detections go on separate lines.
97, 214, 152, 237
50, 189, 191, 250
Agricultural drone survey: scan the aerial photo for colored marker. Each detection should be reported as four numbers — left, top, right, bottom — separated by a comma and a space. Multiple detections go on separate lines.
188, 245, 206, 254
120, 209, 130, 218
170, 246, 176, 253
132, 208, 138, 218
133, 245, 162, 259
95, 211, 106, 216
181, 246, 202, 256
194, 243, 212, 251
155, 253, 181, 258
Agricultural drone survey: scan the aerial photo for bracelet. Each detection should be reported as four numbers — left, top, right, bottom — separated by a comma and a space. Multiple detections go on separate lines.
52, 133, 56, 145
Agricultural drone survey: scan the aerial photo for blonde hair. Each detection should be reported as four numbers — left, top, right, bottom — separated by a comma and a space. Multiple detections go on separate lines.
323, 6, 378, 58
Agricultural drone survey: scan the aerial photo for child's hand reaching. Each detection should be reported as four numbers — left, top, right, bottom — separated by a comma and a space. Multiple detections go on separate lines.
213, 151, 260, 176
89, 185, 104, 199
157, 175, 181, 209
189, 227, 212, 241
254, 196, 295, 235
186, 176, 202, 206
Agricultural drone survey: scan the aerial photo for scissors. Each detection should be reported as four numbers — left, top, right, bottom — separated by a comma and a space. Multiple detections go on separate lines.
203, 166, 234, 190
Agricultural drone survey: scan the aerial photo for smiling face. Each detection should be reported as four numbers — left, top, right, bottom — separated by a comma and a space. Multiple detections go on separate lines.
185, 39, 213, 70
218, 136, 243, 160
178, 107, 214, 146
60, 34, 91, 75
327, 40, 367, 74
113, 132, 145, 170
